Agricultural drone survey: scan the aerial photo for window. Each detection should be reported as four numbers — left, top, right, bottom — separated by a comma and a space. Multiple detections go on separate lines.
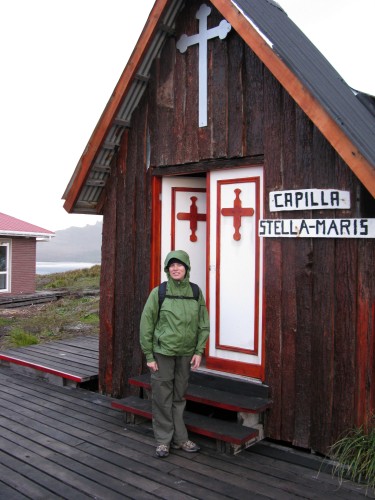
0, 241, 10, 292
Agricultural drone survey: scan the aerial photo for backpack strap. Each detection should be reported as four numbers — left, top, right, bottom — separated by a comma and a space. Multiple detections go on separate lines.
158, 281, 200, 316
189, 282, 200, 301
158, 281, 168, 309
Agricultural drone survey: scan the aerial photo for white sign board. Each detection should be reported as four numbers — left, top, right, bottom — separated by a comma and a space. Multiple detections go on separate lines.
259, 218, 375, 238
269, 189, 350, 212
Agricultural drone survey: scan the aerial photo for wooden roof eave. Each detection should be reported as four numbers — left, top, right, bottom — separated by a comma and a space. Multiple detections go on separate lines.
212, 0, 375, 198
63, 0, 171, 214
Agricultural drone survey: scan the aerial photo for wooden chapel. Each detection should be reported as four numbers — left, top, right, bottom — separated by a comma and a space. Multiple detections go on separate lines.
63, 0, 375, 454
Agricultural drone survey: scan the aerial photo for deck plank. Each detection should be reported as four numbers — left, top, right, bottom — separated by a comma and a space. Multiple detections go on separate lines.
0, 450, 92, 500
1, 346, 98, 371
0, 480, 30, 500
54, 336, 98, 349
0, 433, 134, 500
0, 348, 97, 371
26, 342, 99, 359
6, 342, 99, 360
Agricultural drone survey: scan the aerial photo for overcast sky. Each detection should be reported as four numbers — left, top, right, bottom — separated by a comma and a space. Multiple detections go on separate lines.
1, 0, 373, 232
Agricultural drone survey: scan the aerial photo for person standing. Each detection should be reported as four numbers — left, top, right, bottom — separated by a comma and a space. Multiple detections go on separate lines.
140, 250, 210, 458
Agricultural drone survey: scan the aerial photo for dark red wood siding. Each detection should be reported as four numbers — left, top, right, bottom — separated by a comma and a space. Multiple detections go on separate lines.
99, 0, 375, 453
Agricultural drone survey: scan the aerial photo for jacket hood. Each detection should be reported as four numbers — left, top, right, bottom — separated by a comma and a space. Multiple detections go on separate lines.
164, 250, 191, 277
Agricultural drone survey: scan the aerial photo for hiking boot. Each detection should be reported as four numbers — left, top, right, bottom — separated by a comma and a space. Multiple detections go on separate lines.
171, 440, 200, 453
155, 444, 169, 458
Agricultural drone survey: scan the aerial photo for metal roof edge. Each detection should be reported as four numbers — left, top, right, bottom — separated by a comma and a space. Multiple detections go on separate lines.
0, 231, 55, 239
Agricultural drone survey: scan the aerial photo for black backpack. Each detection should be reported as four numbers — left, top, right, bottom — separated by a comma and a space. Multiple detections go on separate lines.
158, 281, 200, 315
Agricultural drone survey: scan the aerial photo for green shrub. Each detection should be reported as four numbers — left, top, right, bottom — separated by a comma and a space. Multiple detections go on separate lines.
9, 328, 39, 347
0, 318, 12, 327
329, 416, 375, 493
80, 313, 99, 324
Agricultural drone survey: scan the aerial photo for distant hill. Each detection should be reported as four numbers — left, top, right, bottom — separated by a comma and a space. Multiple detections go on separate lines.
36, 221, 102, 262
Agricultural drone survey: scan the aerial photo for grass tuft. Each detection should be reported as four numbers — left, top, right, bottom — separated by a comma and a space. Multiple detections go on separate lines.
0, 318, 12, 327
9, 328, 39, 347
328, 415, 375, 493
80, 313, 99, 324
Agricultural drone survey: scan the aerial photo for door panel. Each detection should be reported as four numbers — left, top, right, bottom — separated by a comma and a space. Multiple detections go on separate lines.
207, 168, 264, 378
161, 177, 207, 297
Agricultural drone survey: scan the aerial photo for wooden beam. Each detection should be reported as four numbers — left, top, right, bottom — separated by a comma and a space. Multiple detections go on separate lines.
92, 164, 111, 173
151, 155, 264, 176
86, 180, 106, 187
134, 73, 150, 83
113, 118, 131, 128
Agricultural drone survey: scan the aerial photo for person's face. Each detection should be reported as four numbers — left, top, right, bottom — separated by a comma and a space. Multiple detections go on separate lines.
169, 262, 186, 281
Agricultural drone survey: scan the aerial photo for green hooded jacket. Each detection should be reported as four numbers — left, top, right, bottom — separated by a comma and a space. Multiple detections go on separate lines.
140, 250, 210, 362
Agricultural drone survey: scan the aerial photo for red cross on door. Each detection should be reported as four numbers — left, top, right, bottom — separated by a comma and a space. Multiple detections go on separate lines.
177, 196, 206, 242
221, 188, 254, 240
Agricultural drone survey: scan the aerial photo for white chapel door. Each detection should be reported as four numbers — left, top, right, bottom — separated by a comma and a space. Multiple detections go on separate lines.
161, 177, 207, 297
161, 168, 264, 380
206, 167, 264, 379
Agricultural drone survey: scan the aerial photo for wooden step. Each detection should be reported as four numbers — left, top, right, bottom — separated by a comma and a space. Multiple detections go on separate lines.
129, 372, 272, 413
112, 396, 259, 446
189, 371, 269, 398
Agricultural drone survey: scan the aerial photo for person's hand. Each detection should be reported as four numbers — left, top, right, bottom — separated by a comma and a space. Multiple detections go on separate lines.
147, 361, 158, 372
190, 354, 202, 370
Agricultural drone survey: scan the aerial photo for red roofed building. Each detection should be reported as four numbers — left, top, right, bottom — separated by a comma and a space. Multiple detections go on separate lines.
0, 213, 54, 295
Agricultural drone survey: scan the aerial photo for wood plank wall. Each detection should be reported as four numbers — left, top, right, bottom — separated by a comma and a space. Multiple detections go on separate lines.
100, 0, 374, 453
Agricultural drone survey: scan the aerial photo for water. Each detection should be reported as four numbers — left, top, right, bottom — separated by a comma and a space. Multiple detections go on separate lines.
36, 262, 100, 275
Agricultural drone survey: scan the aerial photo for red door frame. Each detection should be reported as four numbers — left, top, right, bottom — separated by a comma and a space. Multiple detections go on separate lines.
150, 176, 162, 289
150, 173, 266, 381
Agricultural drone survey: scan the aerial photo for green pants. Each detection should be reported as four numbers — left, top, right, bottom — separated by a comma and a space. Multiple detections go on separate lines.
151, 353, 191, 445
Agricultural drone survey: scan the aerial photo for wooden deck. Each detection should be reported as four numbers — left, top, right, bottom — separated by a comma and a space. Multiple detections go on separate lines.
0, 290, 70, 308
0, 336, 98, 386
0, 364, 372, 498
